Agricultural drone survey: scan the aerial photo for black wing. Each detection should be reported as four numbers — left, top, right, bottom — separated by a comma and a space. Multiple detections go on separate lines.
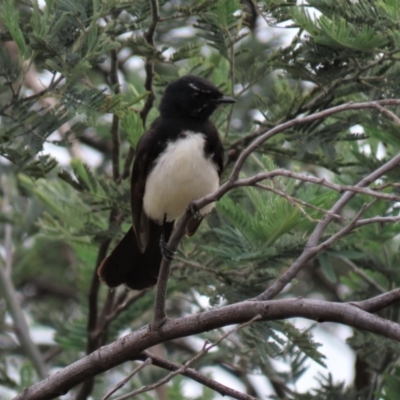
131, 117, 166, 252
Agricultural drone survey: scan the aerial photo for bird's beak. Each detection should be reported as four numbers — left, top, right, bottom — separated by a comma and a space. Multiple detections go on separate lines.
214, 96, 236, 104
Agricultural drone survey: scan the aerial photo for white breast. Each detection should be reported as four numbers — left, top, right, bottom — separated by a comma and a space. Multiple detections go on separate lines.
143, 131, 219, 223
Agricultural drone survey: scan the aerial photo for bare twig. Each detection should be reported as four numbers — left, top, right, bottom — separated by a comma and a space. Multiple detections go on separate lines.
354, 215, 400, 228
236, 169, 400, 202
137, 351, 258, 400
0, 259, 48, 379
375, 103, 400, 125
92, 289, 149, 341
255, 182, 343, 221
102, 358, 152, 400
256, 200, 382, 300
336, 256, 386, 293
139, 0, 159, 126
0, 74, 64, 115
110, 49, 121, 182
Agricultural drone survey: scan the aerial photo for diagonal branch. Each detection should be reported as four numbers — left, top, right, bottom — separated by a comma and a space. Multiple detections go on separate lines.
137, 351, 258, 400
109, 48, 121, 183
254, 152, 400, 301
0, 259, 48, 379
102, 358, 152, 400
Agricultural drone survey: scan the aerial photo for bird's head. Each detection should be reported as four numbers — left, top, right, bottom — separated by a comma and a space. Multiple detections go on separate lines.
159, 75, 236, 120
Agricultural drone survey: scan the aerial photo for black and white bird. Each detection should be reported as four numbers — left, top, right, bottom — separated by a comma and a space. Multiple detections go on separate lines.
98, 75, 235, 290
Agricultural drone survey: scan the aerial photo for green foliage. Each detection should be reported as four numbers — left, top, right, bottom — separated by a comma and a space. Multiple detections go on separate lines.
3, 0, 400, 399
242, 320, 326, 385
0, 0, 29, 59
382, 367, 400, 400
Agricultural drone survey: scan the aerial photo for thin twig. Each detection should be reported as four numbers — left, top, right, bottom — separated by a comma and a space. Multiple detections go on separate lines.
102, 358, 152, 400
110, 49, 121, 182
237, 169, 400, 202
0, 259, 48, 379
2, 176, 13, 275
255, 182, 343, 221
137, 351, 258, 400
374, 103, 400, 125
92, 289, 149, 340
256, 199, 383, 301
354, 215, 400, 228
116, 316, 261, 399
139, 0, 159, 126
336, 255, 386, 293
0, 74, 64, 115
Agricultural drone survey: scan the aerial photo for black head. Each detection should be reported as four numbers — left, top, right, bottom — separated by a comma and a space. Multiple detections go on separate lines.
159, 75, 235, 120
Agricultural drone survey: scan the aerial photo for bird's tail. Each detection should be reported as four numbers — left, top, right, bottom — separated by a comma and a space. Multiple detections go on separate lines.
98, 221, 172, 290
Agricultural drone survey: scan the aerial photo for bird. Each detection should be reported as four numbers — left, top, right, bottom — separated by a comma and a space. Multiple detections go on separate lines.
98, 75, 236, 290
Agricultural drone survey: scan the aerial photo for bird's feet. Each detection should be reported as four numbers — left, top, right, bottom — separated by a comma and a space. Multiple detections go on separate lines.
160, 235, 176, 260
188, 202, 202, 220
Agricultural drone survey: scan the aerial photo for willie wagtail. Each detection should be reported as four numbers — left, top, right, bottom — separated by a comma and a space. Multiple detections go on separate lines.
98, 75, 235, 290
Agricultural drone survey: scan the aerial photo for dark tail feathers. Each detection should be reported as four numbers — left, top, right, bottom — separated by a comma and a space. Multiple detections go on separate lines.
98, 221, 173, 290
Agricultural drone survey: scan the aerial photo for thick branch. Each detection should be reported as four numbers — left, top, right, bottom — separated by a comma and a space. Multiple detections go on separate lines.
356, 289, 400, 313
14, 296, 400, 400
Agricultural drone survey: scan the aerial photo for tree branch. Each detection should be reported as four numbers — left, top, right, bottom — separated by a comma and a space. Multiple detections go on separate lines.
236, 169, 400, 203
356, 289, 400, 313
14, 296, 400, 400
